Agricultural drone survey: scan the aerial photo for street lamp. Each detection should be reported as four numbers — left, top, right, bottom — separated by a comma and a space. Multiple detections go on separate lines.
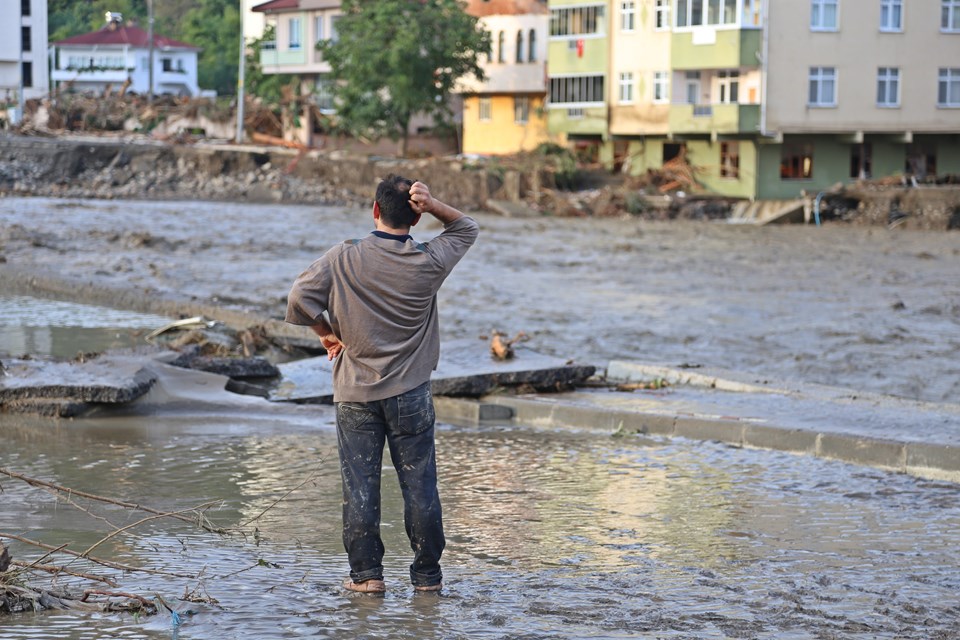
236, 0, 246, 143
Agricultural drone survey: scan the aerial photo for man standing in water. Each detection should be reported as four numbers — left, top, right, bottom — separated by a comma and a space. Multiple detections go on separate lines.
285, 176, 479, 594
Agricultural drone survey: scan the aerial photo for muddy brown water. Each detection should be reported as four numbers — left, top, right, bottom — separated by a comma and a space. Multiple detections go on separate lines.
1, 197, 958, 403
2, 197, 960, 638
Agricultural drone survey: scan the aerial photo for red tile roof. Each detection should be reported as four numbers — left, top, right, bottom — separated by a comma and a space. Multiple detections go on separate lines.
252, 0, 300, 12
52, 24, 198, 49
465, 0, 548, 17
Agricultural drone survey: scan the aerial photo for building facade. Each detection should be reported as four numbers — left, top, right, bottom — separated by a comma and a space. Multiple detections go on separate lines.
547, 0, 960, 199
50, 14, 200, 97
459, 0, 555, 155
0, 0, 49, 111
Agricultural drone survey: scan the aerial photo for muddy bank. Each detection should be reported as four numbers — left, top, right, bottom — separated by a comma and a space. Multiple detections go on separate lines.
5, 134, 960, 227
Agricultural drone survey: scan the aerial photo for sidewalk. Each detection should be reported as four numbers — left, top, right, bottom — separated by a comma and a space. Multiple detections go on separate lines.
435, 361, 960, 483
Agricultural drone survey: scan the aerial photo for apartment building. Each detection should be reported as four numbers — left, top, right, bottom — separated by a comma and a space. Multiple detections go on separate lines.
548, 0, 960, 199
0, 0, 49, 113
459, 0, 554, 155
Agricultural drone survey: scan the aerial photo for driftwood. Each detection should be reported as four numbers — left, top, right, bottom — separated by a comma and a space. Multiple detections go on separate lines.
490, 331, 528, 361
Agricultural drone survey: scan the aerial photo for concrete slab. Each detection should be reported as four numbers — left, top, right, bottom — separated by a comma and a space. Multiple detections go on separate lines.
269, 340, 595, 404
0, 353, 157, 417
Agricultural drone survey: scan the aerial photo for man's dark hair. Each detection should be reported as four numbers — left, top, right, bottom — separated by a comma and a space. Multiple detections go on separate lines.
375, 174, 417, 228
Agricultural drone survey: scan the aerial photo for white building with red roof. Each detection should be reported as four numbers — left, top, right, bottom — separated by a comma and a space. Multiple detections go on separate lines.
51, 13, 200, 97
0, 0, 49, 104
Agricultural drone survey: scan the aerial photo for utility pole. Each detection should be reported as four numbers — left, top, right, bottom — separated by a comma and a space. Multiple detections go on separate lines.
17, 0, 25, 124
147, 0, 155, 103
236, 0, 246, 143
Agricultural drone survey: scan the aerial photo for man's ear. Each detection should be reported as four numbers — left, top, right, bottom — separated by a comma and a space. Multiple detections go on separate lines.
373, 201, 381, 220
410, 212, 422, 227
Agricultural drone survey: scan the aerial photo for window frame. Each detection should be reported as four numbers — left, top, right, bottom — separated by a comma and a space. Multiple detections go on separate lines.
516, 30, 524, 63
876, 67, 900, 108
618, 71, 634, 104
548, 74, 606, 107
675, 0, 737, 28
549, 4, 607, 38
514, 96, 530, 124
808, 66, 837, 107
653, 71, 670, 103
720, 141, 740, 179
943, 0, 960, 32
621, 1, 636, 32
528, 28, 537, 62
498, 31, 506, 63
780, 144, 815, 180
479, 96, 493, 121
880, 0, 903, 32
288, 17, 302, 50
655, 0, 670, 30
810, 0, 839, 31
938, 68, 960, 107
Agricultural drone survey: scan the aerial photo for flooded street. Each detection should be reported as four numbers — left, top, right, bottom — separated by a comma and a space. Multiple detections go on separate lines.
2, 406, 960, 639
2, 196, 960, 638
1, 197, 959, 402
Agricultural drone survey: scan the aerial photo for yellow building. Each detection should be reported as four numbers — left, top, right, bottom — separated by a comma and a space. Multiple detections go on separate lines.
459, 0, 560, 155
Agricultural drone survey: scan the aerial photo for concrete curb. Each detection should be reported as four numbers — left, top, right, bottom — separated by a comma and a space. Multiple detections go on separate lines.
434, 395, 960, 483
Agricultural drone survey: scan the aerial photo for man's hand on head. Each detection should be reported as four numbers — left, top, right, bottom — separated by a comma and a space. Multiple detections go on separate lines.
409, 181, 434, 215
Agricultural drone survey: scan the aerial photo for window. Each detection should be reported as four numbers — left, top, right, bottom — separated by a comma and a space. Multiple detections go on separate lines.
549, 75, 605, 105
809, 67, 837, 106
162, 57, 173, 72
550, 5, 605, 36
939, 68, 960, 106
289, 17, 302, 49
528, 29, 537, 62
653, 71, 670, 103
479, 97, 492, 121
877, 67, 900, 107
567, 107, 584, 118
619, 72, 634, 103
21, 26, 30, 52
21, 0, 30, 16
498, 31, 505, 62
811, 0, 838, 30
685, 71, 701, 104
315, 78, 335, 111
514, 96, 530, 123
943, 0, 960, 31
315, 16, 325, 43
655, 0, 670, 29
22, 61, 32, 88
676, 0, 736, 27
905, 145, 936, 177
718, 70, 739, 103
516, 30, 524, 63
742, 0, 761, 26
781, 144, 814, 179
720, 142, 740, 178
850, 143, 872, 179
621, 1, 636, 31
880, 0, 902, 31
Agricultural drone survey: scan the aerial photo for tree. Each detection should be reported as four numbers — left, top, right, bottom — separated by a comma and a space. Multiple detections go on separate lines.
245, 25, 297, 104
181, 0, 241, 96
319, 0, 489, 156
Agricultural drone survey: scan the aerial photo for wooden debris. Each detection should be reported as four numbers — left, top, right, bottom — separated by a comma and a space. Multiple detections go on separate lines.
615, 378, 670, 391
490, 331, 528, 361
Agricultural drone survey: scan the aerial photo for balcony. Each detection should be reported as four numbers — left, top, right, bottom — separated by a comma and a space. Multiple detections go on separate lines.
51, 67, 133, 84
671, 29, 762, 70
668, 103, 760, 135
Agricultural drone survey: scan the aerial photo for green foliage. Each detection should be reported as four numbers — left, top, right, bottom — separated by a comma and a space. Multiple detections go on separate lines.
181, 0, 240, 96
319, 0, 489, 155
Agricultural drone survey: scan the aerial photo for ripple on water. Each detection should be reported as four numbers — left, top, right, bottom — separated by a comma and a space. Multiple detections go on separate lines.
1, 419, 959, 639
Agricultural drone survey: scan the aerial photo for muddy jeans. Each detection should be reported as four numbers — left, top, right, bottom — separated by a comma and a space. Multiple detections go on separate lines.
335, 381, 445, 587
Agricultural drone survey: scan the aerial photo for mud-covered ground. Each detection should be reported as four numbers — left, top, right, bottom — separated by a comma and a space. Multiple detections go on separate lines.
2, 196, 958, 403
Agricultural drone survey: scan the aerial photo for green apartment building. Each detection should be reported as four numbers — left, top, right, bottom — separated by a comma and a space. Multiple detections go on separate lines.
547, 0, 960, 200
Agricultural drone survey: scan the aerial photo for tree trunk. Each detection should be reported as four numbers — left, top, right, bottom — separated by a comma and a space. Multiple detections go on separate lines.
0, 542, 10, 572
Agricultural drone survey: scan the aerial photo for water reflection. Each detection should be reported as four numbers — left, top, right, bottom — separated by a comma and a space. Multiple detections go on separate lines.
2, 414, 958, 639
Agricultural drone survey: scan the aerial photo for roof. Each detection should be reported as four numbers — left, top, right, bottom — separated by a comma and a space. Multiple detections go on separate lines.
52, 24, 198, 49
251, 0, 300, 12
464, 0, 548, 17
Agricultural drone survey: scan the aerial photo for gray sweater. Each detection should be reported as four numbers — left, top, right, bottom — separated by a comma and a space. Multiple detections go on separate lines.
285, 215, 479, 402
